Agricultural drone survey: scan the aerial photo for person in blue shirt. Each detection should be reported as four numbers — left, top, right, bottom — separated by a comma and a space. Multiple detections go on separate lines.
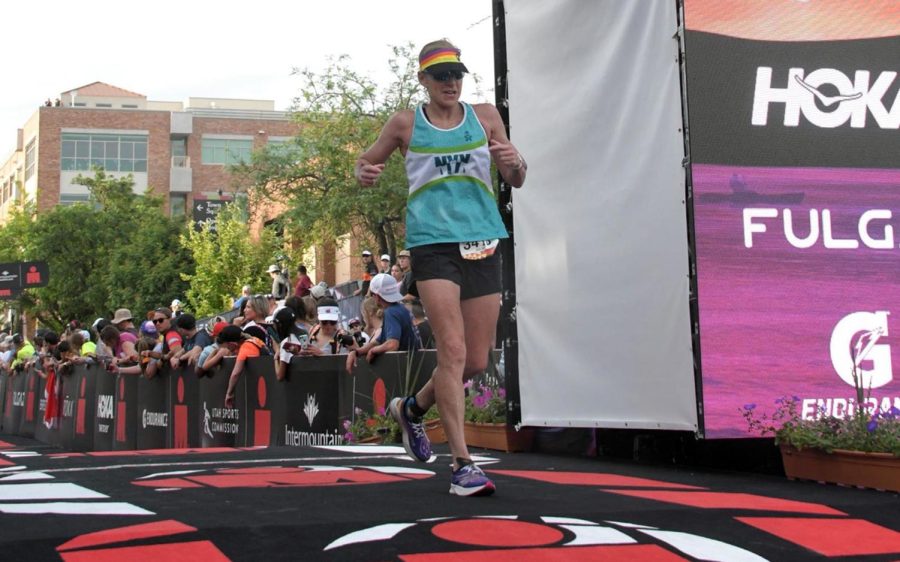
346, 274, 420, 371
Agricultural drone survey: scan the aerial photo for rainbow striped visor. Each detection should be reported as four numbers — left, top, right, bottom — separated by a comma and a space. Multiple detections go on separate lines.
419, 47, 469, 74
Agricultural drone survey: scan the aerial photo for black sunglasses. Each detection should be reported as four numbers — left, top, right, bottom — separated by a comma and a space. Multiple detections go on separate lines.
430, 70, 464, 82
152, 318, 166, 324
320, 320, 337, 326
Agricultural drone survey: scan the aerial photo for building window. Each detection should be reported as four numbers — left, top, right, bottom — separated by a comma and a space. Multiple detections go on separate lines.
73, 102, 87, 107
122, 104, 138, 109
201, 138, 252, 165
96, 103, 112, 108
24, 139, 36, 181
59, 193, 91, 206
169, 193, 187, 217
60, 133, 148, 173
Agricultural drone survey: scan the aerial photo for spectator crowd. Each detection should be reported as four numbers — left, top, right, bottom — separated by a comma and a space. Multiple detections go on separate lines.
0, 256, 435, 412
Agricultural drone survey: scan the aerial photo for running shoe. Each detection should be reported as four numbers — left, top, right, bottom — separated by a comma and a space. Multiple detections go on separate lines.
389, 396, 432, 462
449, 463, 496, 497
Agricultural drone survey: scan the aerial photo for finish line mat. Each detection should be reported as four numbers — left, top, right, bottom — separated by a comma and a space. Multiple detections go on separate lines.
0, 436, 897, 561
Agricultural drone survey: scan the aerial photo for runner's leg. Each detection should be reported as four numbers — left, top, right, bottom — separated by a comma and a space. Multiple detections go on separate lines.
414, 279, 469, 466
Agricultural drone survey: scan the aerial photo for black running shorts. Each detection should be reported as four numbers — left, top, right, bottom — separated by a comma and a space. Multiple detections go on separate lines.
409, 242, 502, 300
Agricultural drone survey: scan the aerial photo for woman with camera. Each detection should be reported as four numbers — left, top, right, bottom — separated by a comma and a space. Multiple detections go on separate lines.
301, 298, 352, 356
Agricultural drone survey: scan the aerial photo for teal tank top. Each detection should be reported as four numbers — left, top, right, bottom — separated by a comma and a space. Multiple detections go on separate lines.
404, 102, 508, 248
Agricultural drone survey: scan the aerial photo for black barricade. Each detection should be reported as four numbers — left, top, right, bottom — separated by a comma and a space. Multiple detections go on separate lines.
274, 355, 342, 448
93, 371, 118, 451
18, 370, 41, 437
33, 374, 57, 446
198, 359, 239, 447
7, 351, 439, 453
236, 358, 280, 447
339, 351, 435, 423
113, 374, 140, 450
168, 367, 199, 448
136, 370, 169, 450
0, 374, 6, 422
2, 372, 28, 435
59, 367, 97, 451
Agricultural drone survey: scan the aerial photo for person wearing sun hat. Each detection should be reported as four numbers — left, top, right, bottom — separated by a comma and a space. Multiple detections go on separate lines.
346, 273, 420, 369
354, 38, 527, 497
111, 308, 137, 336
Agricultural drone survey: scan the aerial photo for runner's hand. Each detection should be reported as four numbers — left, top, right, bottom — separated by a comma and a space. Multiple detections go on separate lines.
357, 163, 385, 187
489, 139, 523, 170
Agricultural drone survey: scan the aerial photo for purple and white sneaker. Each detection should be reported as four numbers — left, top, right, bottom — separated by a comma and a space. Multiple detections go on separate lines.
450, 463, 496, 497
389, 396, 432, 462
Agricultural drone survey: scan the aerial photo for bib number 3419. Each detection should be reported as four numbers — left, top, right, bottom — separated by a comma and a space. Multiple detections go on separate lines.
460, 239, 499, 260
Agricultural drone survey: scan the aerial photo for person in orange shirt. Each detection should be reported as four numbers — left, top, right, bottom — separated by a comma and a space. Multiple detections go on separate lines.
220, 325, 268, 408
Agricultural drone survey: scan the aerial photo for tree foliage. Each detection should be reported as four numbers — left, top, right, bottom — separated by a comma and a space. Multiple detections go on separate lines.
179, 202, 282, 317
232, 44, 427, 257
0, 170, 193, 330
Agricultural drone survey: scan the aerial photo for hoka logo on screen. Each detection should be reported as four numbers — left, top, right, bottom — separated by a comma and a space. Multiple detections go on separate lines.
752, 67, 900, 128
829, 311, 892, 388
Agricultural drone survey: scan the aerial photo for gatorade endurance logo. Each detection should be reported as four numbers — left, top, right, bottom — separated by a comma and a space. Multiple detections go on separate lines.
829, 311, 892, 389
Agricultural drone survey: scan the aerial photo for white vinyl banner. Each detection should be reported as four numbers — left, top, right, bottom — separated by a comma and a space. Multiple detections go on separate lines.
506, 0, 698, 430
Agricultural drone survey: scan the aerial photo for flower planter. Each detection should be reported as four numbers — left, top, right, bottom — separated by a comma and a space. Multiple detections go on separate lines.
424, 419, 447, 444
780, 444, 900, 493
464, 421, 534, 453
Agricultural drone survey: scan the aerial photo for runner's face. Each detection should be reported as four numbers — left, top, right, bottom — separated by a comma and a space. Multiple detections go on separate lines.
422, 73, 463, 105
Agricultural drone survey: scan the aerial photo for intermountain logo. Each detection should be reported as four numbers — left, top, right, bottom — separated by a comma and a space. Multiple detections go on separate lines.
752, 67, 900, 128
829, 311, 892, 388
303, 394, 319, 426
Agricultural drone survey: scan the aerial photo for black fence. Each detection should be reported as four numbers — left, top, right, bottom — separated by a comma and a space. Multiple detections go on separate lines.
0, 351, 436, 452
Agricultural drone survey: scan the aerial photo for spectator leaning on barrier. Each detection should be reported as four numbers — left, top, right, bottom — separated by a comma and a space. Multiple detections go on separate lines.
10, 333, 35, 374
136, 320, 164, 379
152, 307, 183, 365
346, 274, 421, 374
196, 321, 230, 376
273, 307, 310, 381
221, 325, 269, 408
173, 314, 212, 368
99, 325, 139, 368
360, 296, 383, 342
304, 298, 350, 356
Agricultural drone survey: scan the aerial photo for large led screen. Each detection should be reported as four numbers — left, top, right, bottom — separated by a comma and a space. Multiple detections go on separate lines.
684, 0, 900, 437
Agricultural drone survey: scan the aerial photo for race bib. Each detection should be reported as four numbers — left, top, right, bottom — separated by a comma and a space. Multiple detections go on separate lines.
459, 239, 499, 260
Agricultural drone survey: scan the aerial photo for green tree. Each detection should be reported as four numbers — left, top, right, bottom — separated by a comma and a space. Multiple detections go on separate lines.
180, 202, 282, 316
232, 44, 426, 256
4, 169, 193, 330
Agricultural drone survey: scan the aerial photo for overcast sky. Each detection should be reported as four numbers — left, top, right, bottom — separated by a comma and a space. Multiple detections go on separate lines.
0, 0, 497, 156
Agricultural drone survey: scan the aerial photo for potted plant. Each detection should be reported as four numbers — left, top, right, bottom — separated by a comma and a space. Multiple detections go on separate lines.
741, 392, 900, 492
342, 406, 399, 445
463, 379, 533, 453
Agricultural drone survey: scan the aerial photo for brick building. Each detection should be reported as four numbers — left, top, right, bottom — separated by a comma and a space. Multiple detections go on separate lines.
0, 81, 363, 289
0, 81, 298, 224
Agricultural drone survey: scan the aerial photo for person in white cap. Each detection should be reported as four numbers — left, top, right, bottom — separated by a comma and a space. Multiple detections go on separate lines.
267, 264, 289, 300
380, 254, 391, 273
346, 273, 420, 368
355, 38, 526, 497
170, 299, 183, 318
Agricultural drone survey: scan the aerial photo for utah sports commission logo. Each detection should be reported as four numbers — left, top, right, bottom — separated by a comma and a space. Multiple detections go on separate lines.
829, 311, 892, 388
